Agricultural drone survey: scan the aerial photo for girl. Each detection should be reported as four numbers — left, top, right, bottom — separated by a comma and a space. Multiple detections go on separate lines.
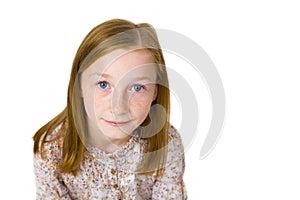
33, 19, 187, 199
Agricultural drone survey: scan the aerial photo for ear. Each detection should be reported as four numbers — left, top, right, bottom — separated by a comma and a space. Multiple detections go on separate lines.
152, 85, 158, 101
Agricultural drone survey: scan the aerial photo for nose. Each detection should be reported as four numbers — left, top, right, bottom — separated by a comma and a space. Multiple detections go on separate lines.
111, 90, 129, 116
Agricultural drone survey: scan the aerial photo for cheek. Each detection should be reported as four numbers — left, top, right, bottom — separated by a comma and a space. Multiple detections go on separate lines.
93, 94, 110, 114
83, 90, 109, 118
82, 85, 96, 117
129, 94, 153, 119
82, 91, 94, 119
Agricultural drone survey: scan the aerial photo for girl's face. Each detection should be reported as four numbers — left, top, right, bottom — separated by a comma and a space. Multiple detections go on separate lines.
81, 49, 157, 142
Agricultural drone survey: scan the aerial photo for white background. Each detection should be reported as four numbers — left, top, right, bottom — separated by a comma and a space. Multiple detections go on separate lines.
1, 0, 300, 199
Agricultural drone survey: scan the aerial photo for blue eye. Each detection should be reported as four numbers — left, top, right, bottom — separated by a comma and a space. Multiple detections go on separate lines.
97, 81, 109, 89
132, 84, 144, 92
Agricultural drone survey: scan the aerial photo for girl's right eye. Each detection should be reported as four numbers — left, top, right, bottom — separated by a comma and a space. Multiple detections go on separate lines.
97, 81, 110, 89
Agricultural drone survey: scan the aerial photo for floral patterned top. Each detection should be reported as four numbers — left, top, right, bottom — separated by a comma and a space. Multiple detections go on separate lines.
33, 124, 187, 200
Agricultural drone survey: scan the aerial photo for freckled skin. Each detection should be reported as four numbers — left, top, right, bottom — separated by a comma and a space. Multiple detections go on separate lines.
81, 49, 157, 151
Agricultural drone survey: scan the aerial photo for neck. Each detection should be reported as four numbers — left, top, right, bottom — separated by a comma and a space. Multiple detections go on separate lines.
88, 134, 130, 153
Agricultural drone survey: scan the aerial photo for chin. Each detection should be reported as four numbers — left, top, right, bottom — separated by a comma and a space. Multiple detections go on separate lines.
102, 131, 131, 141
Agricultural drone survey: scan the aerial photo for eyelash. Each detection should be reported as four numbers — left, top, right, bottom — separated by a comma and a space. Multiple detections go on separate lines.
96, 81, 145, 92
97, 81, 110, 89
131, 84, 145, 92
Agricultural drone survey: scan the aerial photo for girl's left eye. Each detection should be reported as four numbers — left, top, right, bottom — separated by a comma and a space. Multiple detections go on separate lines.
132, 84, 144, 92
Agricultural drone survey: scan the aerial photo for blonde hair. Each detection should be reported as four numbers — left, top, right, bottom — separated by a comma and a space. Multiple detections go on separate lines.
33, 19, 170, 177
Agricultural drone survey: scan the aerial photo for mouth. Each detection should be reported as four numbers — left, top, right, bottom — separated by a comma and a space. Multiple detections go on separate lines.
103, 119, 130, 127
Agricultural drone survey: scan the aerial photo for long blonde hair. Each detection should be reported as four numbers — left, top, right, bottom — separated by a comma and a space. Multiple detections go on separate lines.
33, 19, 170, 177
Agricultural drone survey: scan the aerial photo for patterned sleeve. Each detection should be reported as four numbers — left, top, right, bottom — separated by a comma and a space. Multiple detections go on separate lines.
152, 126, 188, 200
33, 129, 71, 200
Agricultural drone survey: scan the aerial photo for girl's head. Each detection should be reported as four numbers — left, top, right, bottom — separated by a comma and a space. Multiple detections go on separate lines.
69, 19, 170, 144
68, 19, 170, 174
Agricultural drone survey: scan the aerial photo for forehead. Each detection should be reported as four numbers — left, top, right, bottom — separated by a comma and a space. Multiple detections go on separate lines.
83, 49, 157, 78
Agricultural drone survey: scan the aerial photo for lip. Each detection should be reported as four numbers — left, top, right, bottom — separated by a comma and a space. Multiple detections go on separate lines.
103, 119, 130, 127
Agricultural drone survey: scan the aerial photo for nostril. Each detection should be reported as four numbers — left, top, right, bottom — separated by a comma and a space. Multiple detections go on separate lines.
111, 99, 129, 115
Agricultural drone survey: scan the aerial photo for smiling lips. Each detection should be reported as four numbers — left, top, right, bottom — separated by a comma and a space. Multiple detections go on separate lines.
104, 119, 130, 127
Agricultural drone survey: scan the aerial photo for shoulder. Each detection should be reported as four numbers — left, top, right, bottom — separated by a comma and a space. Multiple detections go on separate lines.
34, 123, 64, 164
33, 123, 71, 198
167, 124, 181, 141
155, 124, 185, 181
167, 124, 184, 148
166, 124, 185, 158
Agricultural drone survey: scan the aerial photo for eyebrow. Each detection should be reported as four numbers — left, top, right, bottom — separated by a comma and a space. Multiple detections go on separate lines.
132, 76, 154, 82
90, 72, 111, 78
91, 73, 155, 82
